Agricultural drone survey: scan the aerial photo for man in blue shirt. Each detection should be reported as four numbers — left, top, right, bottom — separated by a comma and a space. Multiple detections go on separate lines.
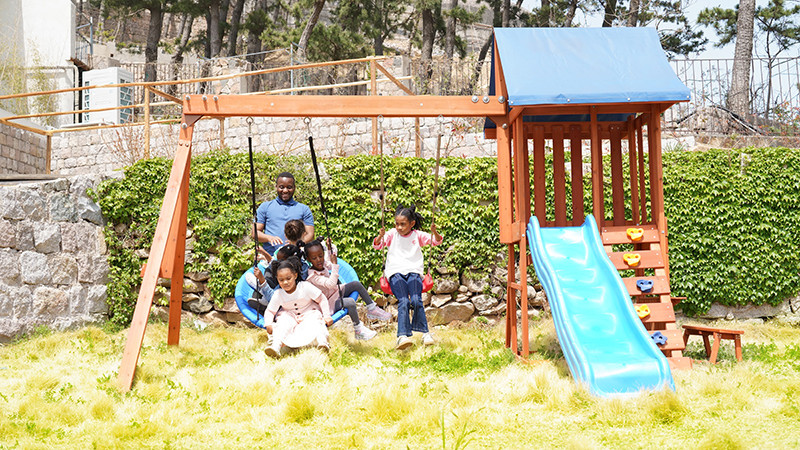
253, 172, 315, 255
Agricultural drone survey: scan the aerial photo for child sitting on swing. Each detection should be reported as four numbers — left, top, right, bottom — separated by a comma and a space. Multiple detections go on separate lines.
304, 239, 391, 341
263, 255, 332, 358
246, 244, 305, 315
373, 205, 443, 350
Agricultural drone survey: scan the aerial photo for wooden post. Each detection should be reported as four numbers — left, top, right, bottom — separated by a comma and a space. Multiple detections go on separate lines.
627, 116, 639, 224
496, 119, 514, 244
552, 126, 566, 226
648, 104, 669, 277
609, 125, 624, 225
570, 125, 584, 224
637, 117, 647, 224
45, 134, 52, 174
144, 87, 151, 159
117, 121, 195, 392
590, 108, 604, 225
371, 59, 378, 154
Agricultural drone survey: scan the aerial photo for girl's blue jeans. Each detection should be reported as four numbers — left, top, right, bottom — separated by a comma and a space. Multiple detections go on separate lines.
389, 272, 429, 337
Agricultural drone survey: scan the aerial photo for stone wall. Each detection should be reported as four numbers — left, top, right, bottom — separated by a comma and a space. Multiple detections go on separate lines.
0, 111, 48, 175
0, 175, 111, 342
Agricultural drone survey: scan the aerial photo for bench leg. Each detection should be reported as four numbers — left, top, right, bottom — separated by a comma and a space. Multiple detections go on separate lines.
702, 334, 712, 359
683, 330, 690, 347
709, 332, 721, 364
734, 335, 742, 362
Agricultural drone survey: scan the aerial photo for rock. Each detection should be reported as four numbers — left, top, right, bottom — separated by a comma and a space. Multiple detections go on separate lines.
530, 290, 548, 308
0, 220, 15, 248
15, 222, 34, 251
199, 310, 229, 327
188, 271, 210, 282
17, 189, 46, 221
113, 223, 127, 234
455, 292, 471, 303
150, 305, 170, 322
471, 294, 499, 312
49, 193, 78, 222
77, 197, 104, 225
184, 298, 214, 314
182, 279, 205, 293
426, 302, 475, 326
433, 276, 458, 294
85, 285, 108, 315
31, 286, 69, 318
0, 249, 20, 283
41, 178, 69, 193
60, 223, 98, 254
0, 188, 23, 220
20, 251, 49, 285
185, 237, 196, 251
135, 249, 149, 259
480, 301, 507, 316
34, 224, 62, 254
48, 254, 78, 285
182, 293, 201, 303
517, 308, 541, 321
790, 295, 800, 314
462, 268, 490, 293
458, 285, 469, 293
157, 277, 172, 288
435, 266, 457, 275
422, 291, 431, 307
700, 301, 791, 320
776, 313, 800, 325
76, 254, 108, 284
491, 285, 503, 297
214, 297, 238, 313
431, 294, 452, 308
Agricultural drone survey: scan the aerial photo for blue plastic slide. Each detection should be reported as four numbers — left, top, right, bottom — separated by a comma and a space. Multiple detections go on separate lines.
526, 215, 674, 397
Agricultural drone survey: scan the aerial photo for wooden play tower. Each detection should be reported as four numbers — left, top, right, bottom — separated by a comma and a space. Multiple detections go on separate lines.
486, 28, 692, 370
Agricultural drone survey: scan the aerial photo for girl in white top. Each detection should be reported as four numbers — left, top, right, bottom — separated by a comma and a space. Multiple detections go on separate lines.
263, 256, 332, 358
373, 205, 442, 350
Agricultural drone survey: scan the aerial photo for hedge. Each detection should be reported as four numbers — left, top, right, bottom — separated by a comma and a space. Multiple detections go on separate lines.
92, 147, 800, 325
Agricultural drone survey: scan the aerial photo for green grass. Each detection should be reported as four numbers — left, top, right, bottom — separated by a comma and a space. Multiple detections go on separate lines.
1, 319, 799, 448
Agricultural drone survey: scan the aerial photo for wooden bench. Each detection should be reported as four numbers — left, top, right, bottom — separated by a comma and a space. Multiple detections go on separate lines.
682, 324, 744, 364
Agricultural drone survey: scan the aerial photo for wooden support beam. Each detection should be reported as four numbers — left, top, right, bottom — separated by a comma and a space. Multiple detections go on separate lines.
371, 59, 378, 154
590, 108, 604, 225
45, 134, 52, 174
569, 125, 584, 224
183, 94, 506, 118
627, 115, 640, 224
144, 88, 151, 159
637, 119, 648, 224
609, 125, 624, 225
532, 125, 546, 226
552, 126, 566, 226
496, 119, 515, 244
118, 134, 193, 392
374, 62, 415, 96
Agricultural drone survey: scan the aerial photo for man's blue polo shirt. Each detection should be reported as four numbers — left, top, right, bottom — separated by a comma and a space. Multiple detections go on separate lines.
256, 197, 314, 254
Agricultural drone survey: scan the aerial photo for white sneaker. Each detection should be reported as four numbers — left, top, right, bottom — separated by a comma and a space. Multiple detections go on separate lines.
354, 324, 377, 341
264, 345, 281, 359
422, 333, 435, 346
396, 336, 414, 350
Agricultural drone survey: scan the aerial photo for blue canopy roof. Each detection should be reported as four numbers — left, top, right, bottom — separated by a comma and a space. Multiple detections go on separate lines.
491, 27, 690, 107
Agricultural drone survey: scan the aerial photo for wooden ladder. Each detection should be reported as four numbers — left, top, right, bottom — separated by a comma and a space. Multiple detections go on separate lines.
601, 224, 692, 370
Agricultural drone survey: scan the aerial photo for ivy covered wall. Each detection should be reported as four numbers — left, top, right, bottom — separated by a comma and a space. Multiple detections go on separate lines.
93, 147, 800, 325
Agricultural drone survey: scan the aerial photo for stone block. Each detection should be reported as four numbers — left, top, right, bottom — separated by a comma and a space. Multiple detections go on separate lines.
49, 254, 78, 285
67, 285, 86, 315
0, 282, 14, 317
40, 178, 69, 193
60, 223, 97, 253
85, 285, 108, 315
199, 310, 229, 327
0, 249, 19, 283
462, 268, 490, 293
431, 294, 452, 308
188, 271, 210, 282
10, 285, 32, 318
184, 298, 214, 314
426, 302, 476, 326
216, 297, 240, 313
49, 193, 78, 222
15, 221, 34, 251
20, 251, 49, 285
183, 279, 205, 293
17, 189, 46, 221
77, 254, 109, 284
471, 294, 499, 312
77, 196, 104, 225
433, 276, 459, 294
0, 219, 15, 248
0, 188, 24, 220
479, 302, 507, 316
32, 286, 69, 318
34, 224, 62, 254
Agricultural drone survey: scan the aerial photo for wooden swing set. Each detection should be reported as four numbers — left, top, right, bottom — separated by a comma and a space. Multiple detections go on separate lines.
118, 28, 692, 392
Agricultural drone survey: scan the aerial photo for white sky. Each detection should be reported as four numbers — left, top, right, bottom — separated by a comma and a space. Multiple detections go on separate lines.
519, 0, 791, 59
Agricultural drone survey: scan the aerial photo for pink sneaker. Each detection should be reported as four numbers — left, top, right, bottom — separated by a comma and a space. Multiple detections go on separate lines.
367, 306, 392, 321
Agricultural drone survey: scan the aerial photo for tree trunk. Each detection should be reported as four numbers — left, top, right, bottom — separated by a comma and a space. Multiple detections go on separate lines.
208, 0, 222, 58
627, 0, 640, 27
501, 0, 511, 26
729, 0, 755, 118
144, 2, 164, 84
564, 0, 578, 26
297, 0, 326, 59
373, 0, 384, 55
541, 0, 551, 27
420, 7, 435, 94
444, 0, 457, 58
169, 13, 194, 96
469, 33, 492, 93
227, 0, 246, 57
602, 0, 616, 27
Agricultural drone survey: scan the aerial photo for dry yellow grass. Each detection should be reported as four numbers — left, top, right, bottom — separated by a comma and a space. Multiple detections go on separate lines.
1, 318, 799, 449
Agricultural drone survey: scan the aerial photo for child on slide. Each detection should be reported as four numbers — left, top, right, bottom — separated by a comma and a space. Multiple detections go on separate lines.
304, 239, 391, 341
373, 205, 443, 350
263, 255, 332, 358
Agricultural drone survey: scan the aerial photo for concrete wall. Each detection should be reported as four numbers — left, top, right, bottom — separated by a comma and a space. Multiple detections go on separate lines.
0, 108, 48, 174
0, 174, 110, 342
